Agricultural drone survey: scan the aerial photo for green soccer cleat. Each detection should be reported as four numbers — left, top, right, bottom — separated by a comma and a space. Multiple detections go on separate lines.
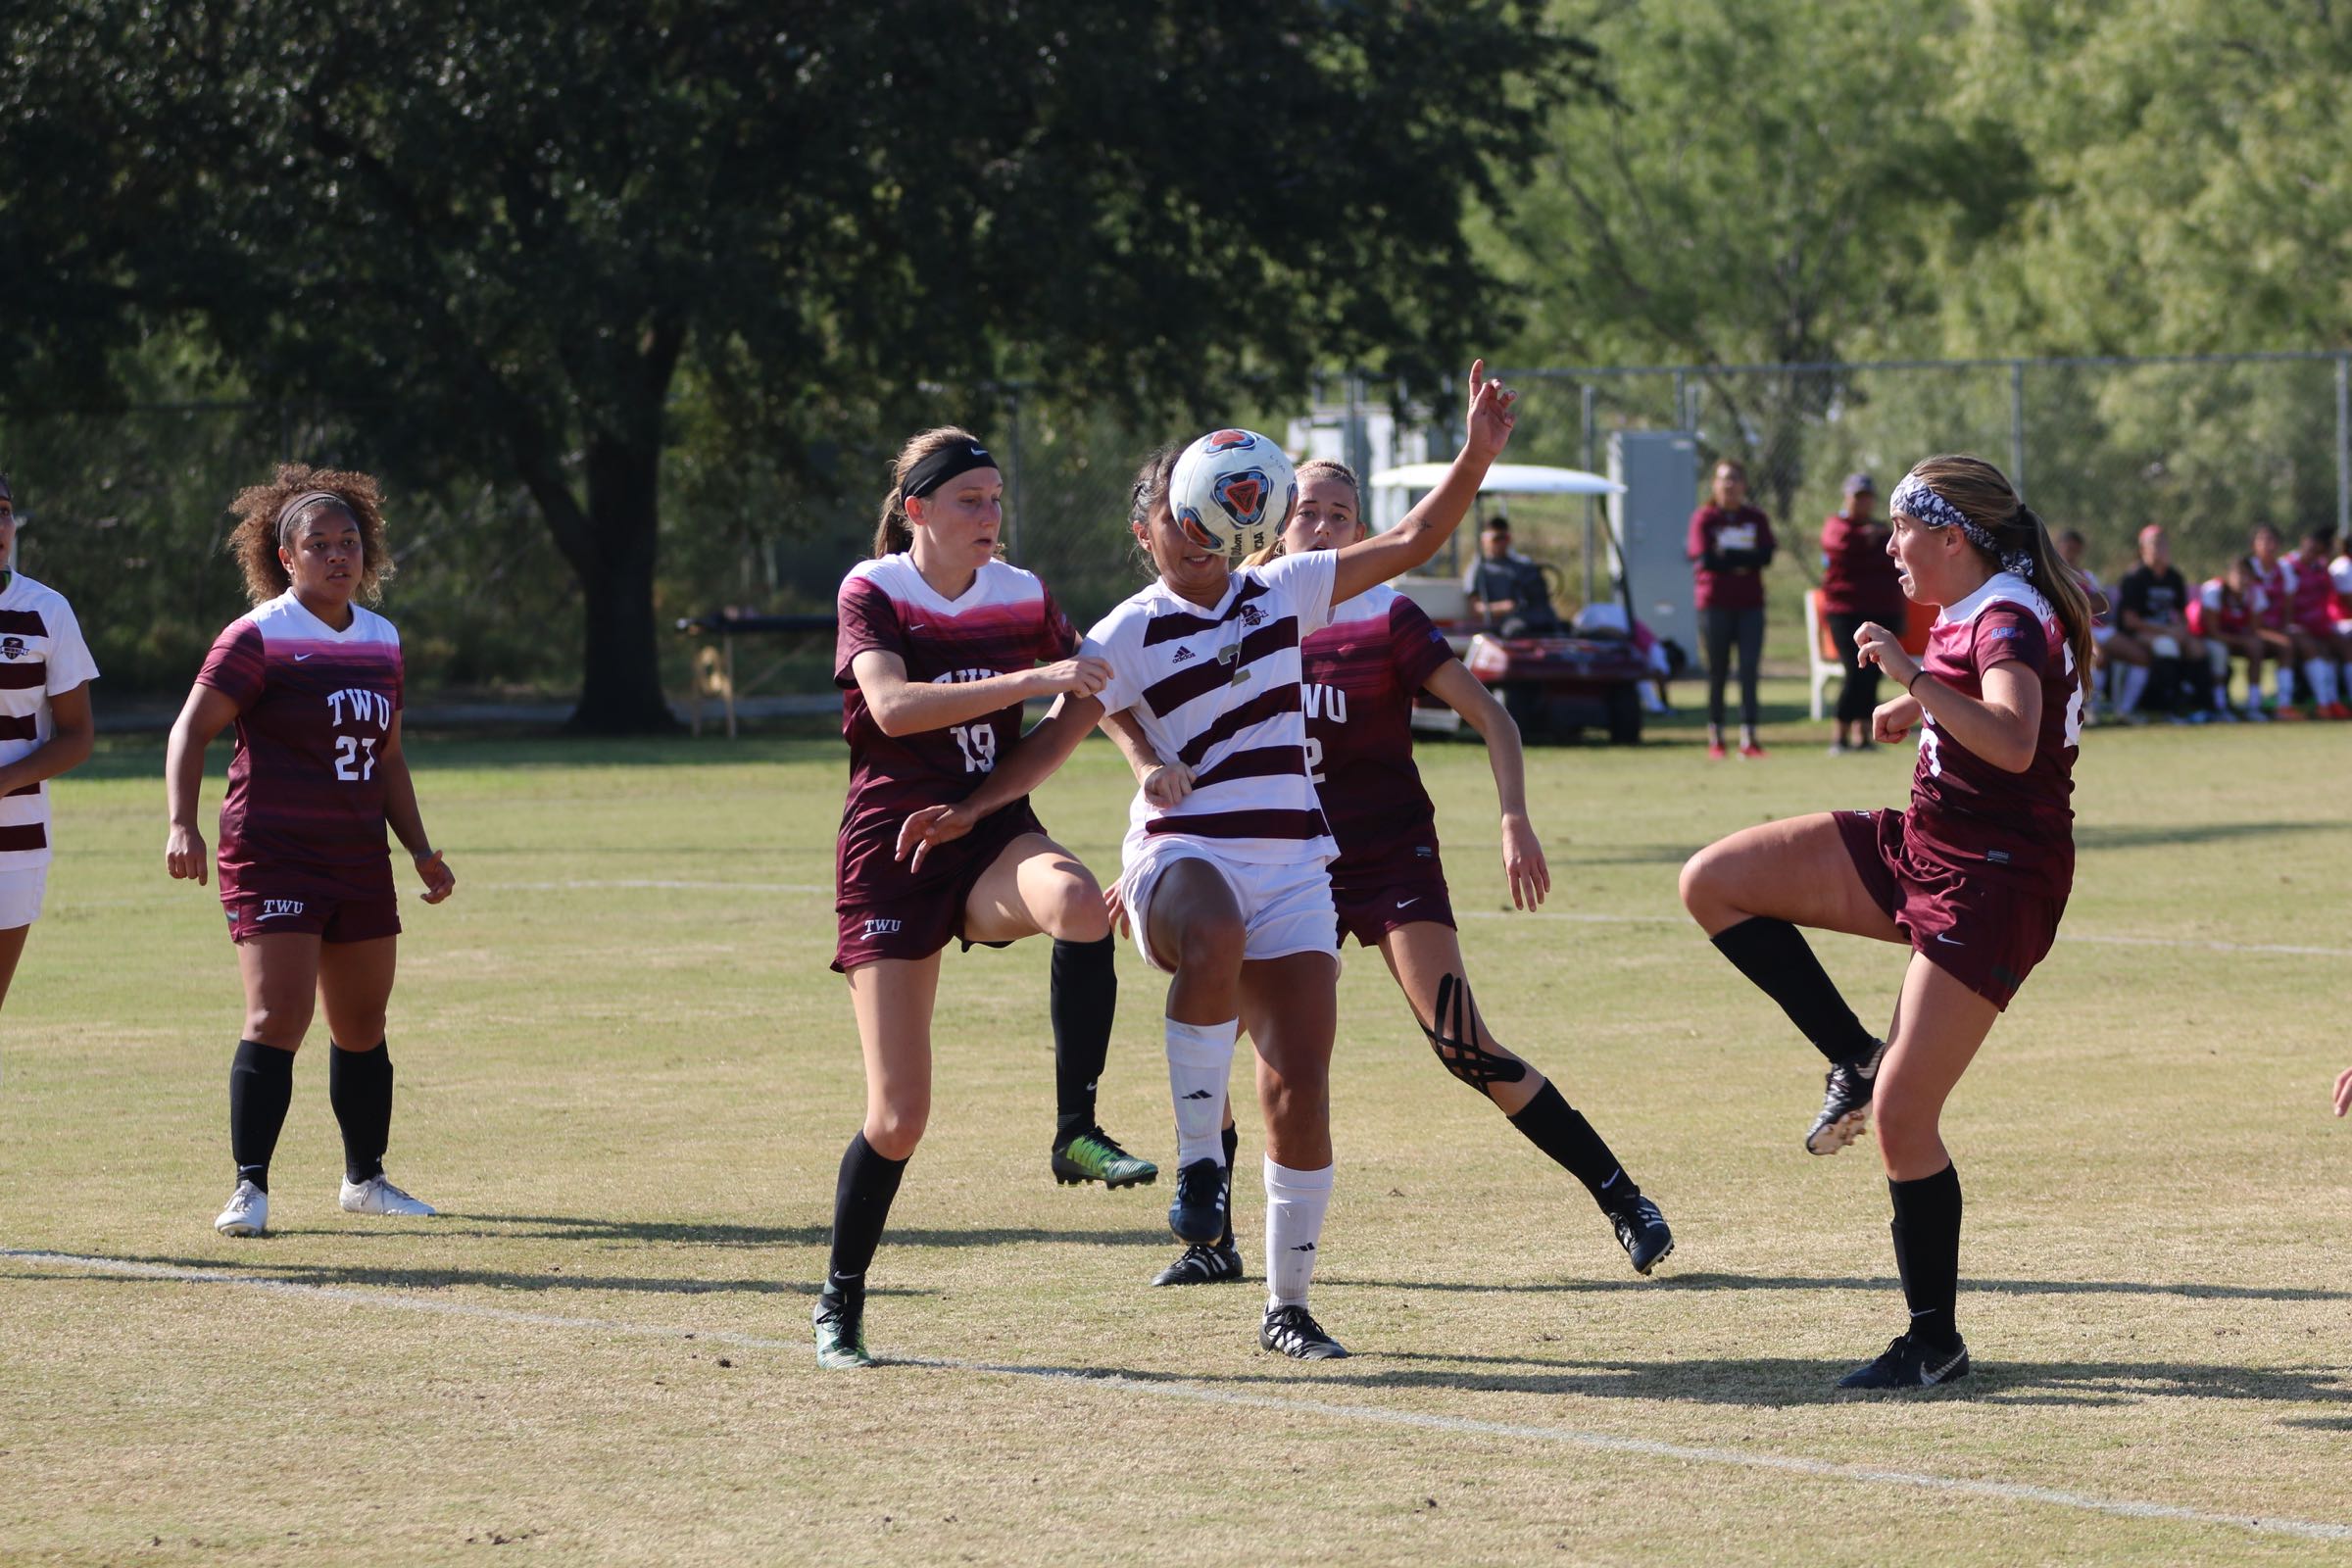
1052, 1127, 1159, 1189
812, 1288, 874, 1370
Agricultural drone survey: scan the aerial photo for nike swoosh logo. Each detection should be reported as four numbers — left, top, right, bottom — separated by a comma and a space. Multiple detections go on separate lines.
293, 653, 315, 662
1396, 897, 1419, 909
256, 910, 295, 920
1934, 933, 1964, 946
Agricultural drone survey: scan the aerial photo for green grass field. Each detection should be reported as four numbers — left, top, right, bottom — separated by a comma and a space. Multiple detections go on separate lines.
4, 686, 2348, 1565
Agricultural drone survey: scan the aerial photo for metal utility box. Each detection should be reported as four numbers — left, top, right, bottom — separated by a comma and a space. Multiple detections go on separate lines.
1608, 430, 1699, 655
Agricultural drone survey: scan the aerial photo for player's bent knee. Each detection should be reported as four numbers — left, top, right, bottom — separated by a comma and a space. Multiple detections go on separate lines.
1036, 872, 1109, 943
863, 1104, 928, 1161
1174, 916, 1246, 976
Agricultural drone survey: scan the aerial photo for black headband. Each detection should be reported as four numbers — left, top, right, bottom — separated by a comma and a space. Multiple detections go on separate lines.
899, 440, 996, 508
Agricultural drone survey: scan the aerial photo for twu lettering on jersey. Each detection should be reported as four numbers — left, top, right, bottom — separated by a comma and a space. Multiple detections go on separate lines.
326, 689, 395, 728
1301, 684, 1349, 723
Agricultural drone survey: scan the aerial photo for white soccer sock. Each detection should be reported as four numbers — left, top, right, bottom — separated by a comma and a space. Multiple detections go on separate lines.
2116, 663, 2151, 715
2206, 641, 2231, 702
1165, 1017, 1238, 1167
2276, 665, 2297, 705
2304, 658, 2338, 708
1264, 1156, 1335, 1309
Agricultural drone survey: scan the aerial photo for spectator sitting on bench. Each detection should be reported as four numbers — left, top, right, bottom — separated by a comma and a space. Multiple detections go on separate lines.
1461, 518, 1560, 636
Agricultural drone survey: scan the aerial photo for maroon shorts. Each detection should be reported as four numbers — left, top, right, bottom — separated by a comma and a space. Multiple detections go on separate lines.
223, 891, 402, 945
1835, 808, 2065, 1011
833, 800, 1044, 973
1330, 841, 1455, 949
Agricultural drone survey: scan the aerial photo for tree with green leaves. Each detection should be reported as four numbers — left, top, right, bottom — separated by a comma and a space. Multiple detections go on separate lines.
3, 1, 1579, 729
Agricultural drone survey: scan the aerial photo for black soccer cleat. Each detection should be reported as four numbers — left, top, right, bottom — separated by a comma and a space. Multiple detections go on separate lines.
1167, 1156, 1228, 1245
1837, 1331, 1970, 1390
1052, 1126, 1159, 1189
812, 1287, 874, 1370
1152, 1240, 1246, 1287
1260, 1303, 1349, 1359
1806, 1038, 1886, 1155
1605, 1194, 1675, 1276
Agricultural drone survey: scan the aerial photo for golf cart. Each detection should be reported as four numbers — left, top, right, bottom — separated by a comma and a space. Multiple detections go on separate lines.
1374, 463, 1653, 745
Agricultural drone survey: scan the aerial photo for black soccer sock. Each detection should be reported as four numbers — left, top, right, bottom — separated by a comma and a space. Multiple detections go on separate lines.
1215, 1123, 1238, 1250
327, 1040, 395, 1186
228, 1039, 296, 1193
1709, 917, 1879, 1065
1507, 1081, 1642, 1209
825, 1131, 909, 1301
1050, 936, 1117, 1146
1889, 1162, 1964, 1348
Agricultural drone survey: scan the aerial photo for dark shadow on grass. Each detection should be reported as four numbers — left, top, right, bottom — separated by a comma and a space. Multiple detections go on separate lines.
456, 1212, 1172, 1249
1323, 1270, 2352, 1303
2075, 818, 2350, 851
8, 1254, 931, 1299
936, 1351, 2351, 1411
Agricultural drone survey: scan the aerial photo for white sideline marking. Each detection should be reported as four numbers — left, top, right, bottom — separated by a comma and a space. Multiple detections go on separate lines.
493, 878, 835, 896
6, 1249, 2348, 1545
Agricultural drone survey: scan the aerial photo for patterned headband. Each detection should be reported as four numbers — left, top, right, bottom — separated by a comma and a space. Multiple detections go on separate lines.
1889, 472, 2034, 580
275, 489, 352, 546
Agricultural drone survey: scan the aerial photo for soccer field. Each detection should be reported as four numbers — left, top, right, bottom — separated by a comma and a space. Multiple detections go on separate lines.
4, 692, 2348, 1565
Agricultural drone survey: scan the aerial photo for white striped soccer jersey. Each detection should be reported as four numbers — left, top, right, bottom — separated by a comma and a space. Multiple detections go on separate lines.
0, 572, 100, 870
1086, 550, 1340, 865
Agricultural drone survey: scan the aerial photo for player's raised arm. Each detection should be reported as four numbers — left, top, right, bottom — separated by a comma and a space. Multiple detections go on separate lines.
1329, 361, 1516, 606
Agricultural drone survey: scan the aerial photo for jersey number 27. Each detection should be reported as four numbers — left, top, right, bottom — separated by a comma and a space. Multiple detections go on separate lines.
334, 735, 378, 782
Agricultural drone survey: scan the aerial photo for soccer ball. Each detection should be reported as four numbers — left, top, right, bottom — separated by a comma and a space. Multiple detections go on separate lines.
1169, 428, 1297, 561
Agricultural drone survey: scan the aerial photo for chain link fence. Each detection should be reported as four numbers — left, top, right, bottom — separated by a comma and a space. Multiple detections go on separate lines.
6, 352, 2346, 701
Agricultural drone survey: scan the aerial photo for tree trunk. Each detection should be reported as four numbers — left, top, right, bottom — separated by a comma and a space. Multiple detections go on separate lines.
564, 431, 680, 735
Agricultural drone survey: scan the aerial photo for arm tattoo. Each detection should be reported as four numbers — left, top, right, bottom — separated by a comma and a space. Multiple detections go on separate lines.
1416, 972, 1527, 1093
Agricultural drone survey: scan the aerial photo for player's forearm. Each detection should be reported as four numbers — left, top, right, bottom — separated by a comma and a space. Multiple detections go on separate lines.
0, 722, 93, 797
1337, 439, 1497, 600
867, 671, 1040, 738
1098, 707, 1165, 783
1910, 682, 2034, 772
164, 720, 208, 828
960, 699, 1102, 816
379, 755, 433, 857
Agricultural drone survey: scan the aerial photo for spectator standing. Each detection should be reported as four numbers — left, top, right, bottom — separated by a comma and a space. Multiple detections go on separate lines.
1688, 459, 1776, 760
1819, 473, 1905, 754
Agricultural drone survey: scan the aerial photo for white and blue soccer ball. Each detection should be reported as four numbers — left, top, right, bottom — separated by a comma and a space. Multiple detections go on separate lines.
1169, 428, 1297, 561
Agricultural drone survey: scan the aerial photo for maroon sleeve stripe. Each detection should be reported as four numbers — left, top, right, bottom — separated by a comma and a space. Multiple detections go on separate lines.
0, 662, 44, 691
0, 714, 36, 741
1188, 745, 1306, 791
0, 823, 45, 852
3, 782, 36, 798
1142, 617, 1298, 717
1142, 580, 1269, 646
1143, 808, 1329, 841
0, 611, 48, 636
1177, 683, 1301, 767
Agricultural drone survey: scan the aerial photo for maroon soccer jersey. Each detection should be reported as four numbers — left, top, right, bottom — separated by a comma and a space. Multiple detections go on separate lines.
197, 593, 405, 902
1300, 586, 1456, 876
832, 555, 1075, 903
2283, 552, 2336, 632
1907, 572, 2082, 899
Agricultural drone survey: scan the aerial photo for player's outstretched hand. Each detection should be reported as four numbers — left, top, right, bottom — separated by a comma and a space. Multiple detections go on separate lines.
897, 803, 973, 874
1036, 654, 1112, 700
1103, 878, 1132, 940
1500, 810, 1549, 910
2333, 1065, 2351, 1117
1463, 359, 1518, 462
1141, 761, 1195, 809
1872, 696, 1921, 746
415, 849, 456, 904
166, 824, 209, 886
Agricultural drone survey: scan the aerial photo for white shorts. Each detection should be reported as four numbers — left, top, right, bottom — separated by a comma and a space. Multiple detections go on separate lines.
1119, 840, 1338, 975
0, 865, 47, 929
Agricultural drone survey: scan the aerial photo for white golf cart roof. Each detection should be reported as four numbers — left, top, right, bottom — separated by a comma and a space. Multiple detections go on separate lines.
1368, 462, 1624, 497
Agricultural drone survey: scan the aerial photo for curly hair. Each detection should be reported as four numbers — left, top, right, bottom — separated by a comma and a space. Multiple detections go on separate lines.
225, 465, 394, 607
1125, 441, 1183, 578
